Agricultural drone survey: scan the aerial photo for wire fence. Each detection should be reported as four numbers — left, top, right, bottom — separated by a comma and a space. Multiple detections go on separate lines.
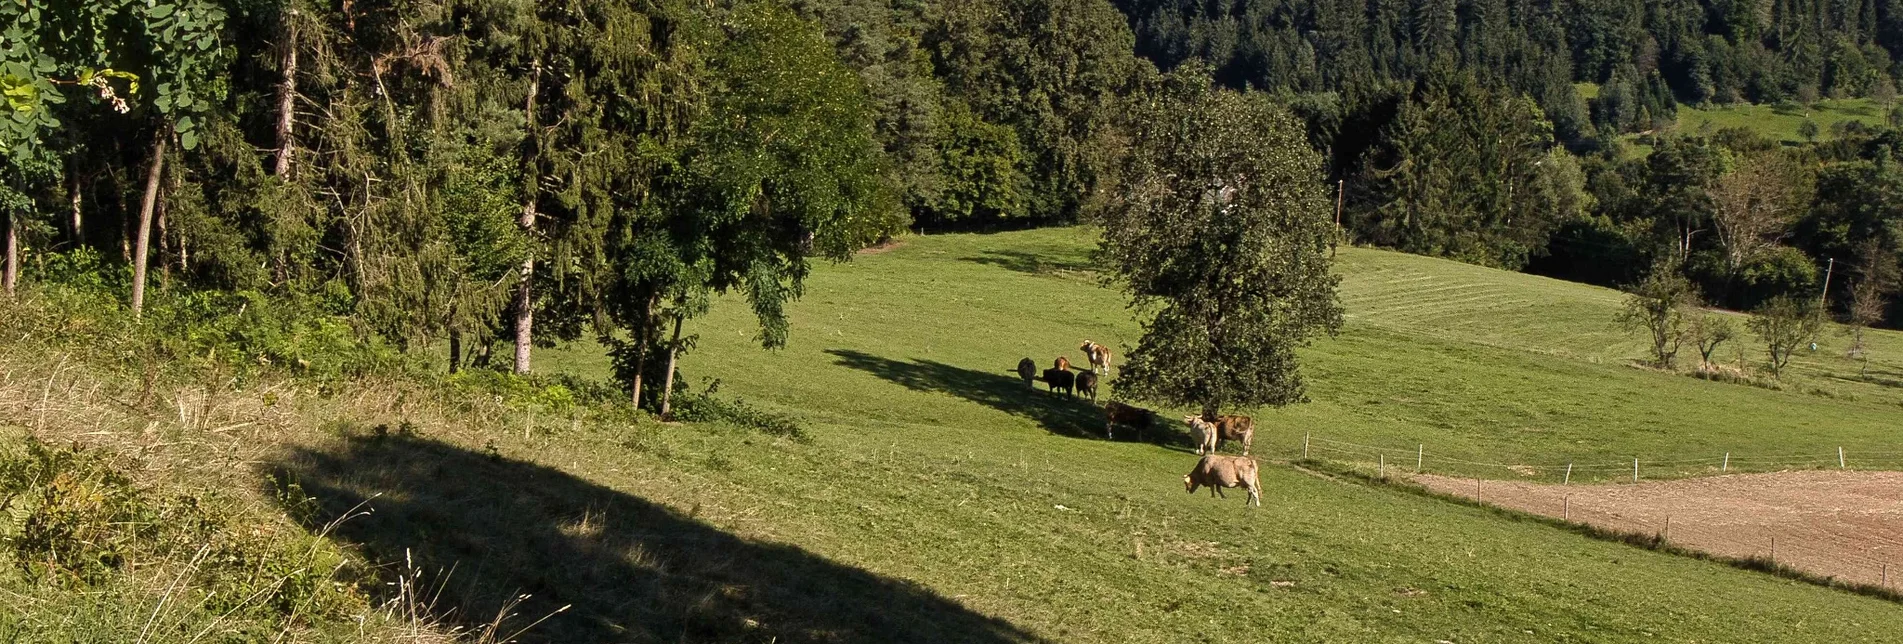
1293, 432, 1903, 592
1294, 434, 1903, 484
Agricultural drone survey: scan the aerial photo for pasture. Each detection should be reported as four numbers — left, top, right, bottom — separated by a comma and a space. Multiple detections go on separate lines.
11, 226, 1903, 641
501, 226, 1903, 640
547, 226, 1903, 482
1675, 98, 1889, 143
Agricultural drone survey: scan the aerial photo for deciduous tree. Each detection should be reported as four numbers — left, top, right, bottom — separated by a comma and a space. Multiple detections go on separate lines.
1709, 151, 1804, 278
1747, 295, 1823, 379
1617, 264, 1697, 369
1098, 71, 1342, 418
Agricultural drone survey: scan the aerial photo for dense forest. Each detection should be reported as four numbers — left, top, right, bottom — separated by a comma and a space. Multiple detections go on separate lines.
5, 0, 1903, 408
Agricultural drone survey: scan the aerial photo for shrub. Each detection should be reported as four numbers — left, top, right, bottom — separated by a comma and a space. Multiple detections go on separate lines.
671, 379, 809, 440
0, 440, 368, 620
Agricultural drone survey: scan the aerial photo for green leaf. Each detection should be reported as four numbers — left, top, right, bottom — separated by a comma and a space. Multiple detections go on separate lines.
179, 128, 198, 150
148, 3, 174, 18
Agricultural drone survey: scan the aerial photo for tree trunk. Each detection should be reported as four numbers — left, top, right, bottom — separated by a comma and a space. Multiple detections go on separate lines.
3, 209, 16, 297
68, 173, 83, 245
512, 59, 542, 375
156, 187, 170, 289
273, 10, 300, 177
131, 128, 170, 318
629, 290, 658, 407
658, 314, 684, 419
448, 328, 462, 374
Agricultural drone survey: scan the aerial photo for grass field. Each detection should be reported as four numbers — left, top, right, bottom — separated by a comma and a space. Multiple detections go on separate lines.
545, 227, 1903, 482
1675, 98, 1889, 143
13, 226, 1903, 642
530, 227, 1903, 641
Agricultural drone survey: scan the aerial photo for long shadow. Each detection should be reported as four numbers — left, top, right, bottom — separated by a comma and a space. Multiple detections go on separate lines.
271, 436, 1043, 644
826, 349, 1187, 447
959, 250, 1094, 277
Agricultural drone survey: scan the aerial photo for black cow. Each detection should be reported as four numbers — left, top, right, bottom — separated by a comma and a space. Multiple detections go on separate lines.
1042, 368, 1075, 397
1074, 370, 1098, 402
1015, 357, 1038, 388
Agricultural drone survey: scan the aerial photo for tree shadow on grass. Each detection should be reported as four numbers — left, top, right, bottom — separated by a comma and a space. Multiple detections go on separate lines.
825, 349, 1188, 448
271, 436, 1044, 644
959, 250, 1095, 277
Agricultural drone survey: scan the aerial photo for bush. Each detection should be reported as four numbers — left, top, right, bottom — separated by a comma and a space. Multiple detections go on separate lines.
671, 379, 809, 440
0, 440, 368, 620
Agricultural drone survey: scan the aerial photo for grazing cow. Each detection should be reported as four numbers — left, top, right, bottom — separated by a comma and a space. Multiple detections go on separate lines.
1042, 368, 1075, 397
1103, 401, 1153, 440
1183, 416, 1217, 455
1184, 454, 1261, 507
1079, 340, 1112, 374
1074, 371, 1099, 402
1053, 356, 1071, 372
1202, 414, 1255, 455
1015, 357, 1038, 388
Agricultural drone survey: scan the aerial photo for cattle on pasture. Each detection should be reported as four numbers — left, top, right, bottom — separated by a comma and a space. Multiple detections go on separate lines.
1075, 370, 1099, 402
1103, 401, 1153, 440
1184, 454, 1260, 507
1016, 357, 1038, 388
1043, 368, 1075, 397
1079, 341, 1112, 374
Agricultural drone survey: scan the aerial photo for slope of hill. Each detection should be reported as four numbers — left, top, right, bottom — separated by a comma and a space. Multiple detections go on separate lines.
605, 227, 1903, 482
11, 226, 1903, 642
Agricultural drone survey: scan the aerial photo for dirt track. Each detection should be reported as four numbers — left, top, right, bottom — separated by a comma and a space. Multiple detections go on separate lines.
1412, 471, 1903, 588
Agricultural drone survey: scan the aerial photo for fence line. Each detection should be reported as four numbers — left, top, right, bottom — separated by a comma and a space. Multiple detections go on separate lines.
1299, 434, 1903, 480
1297, 432, 1903, 591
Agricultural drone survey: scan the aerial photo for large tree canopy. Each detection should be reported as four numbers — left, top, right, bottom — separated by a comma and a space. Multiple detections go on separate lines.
1099, 69, 1343, 416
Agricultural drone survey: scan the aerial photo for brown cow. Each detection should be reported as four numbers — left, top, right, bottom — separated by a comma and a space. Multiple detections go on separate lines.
1103, 401, 1152, 441
1184, 454, 1260, 507
1074, 370, 1099, 402
1079, 340, 1112, 374
1042, 368, 1075, 397
1053, 356, 1071, 372
1201, 414, 1255, 455
1014, 357, 1038, 388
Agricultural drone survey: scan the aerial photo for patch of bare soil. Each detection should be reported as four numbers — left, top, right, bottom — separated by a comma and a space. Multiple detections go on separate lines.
1412, 471, 1903, 588
857, 239, 905, 255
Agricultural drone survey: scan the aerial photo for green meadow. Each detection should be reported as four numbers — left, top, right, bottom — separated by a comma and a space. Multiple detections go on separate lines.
11, 226, 1903, 642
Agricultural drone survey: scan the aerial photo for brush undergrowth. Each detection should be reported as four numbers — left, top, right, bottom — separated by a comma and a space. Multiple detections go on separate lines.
0, 265, 808, 642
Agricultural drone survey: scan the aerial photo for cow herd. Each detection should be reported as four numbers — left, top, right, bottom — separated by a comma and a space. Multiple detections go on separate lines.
1013, 341, 1262, 508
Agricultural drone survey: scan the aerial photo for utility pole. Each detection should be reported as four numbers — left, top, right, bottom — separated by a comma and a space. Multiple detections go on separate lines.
1819, 257, 1835, 311
1332, 179, 1344, 258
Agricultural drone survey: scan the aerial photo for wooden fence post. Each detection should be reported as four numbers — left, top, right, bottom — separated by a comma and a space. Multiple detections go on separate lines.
1563, 495, 1570, 521
1379, 454, 1386, 479
1663, 515, 1670, 541
1417, 444, 1423, 473
1839, 447, 1846, 469
1302, 433, 1310, 460
1564, 462, 1572, 485
1633, 458, 1639, 483
1723, 452, 1729, 472
1475, 477, 1481, 500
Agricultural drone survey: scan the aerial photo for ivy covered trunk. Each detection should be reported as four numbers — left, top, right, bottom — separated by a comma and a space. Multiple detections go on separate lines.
130, 129, 169, 318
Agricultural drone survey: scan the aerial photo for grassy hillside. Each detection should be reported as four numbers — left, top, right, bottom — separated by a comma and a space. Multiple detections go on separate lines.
12, 227, 1903, 642
545, 227, 1903, 482
1676, 98, 1888, 143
